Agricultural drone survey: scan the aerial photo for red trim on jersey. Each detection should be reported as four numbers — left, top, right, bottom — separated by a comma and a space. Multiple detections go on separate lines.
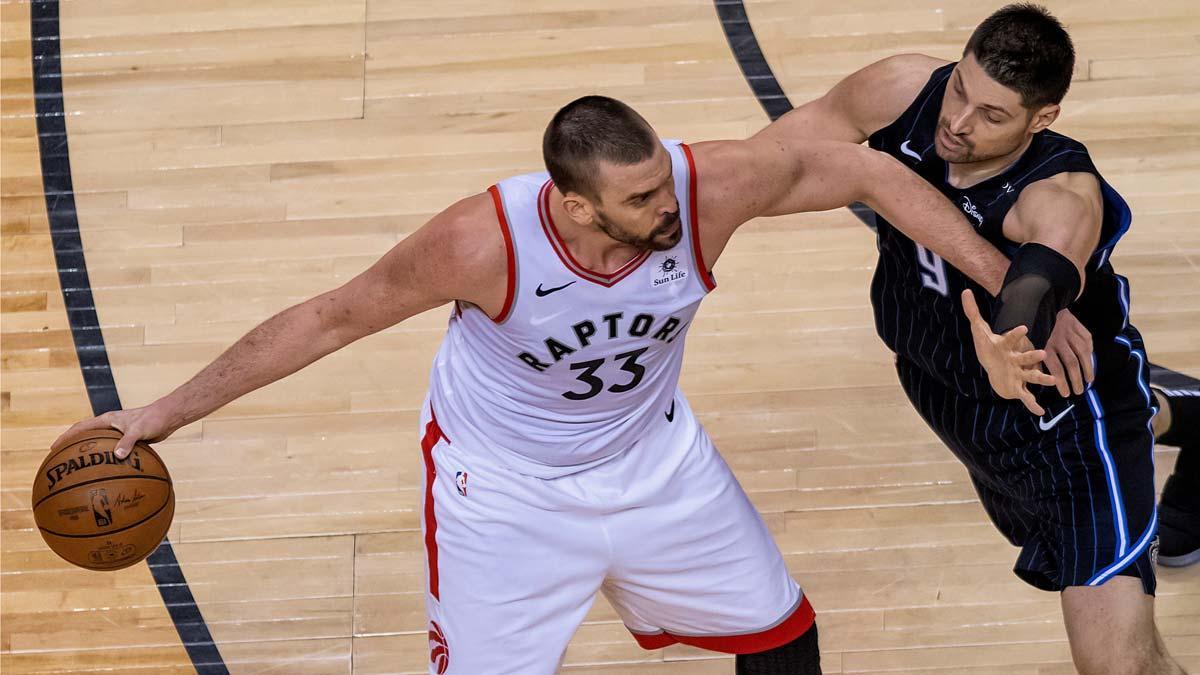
537, 180, 650, 287
487, 185, 517, 323
628, 595, 815, 654
680, 143, 716, 292
420, 410, 450, 601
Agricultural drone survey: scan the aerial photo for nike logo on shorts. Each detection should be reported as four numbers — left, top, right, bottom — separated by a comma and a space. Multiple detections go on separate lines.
665, 400, 676, 423
535, 281, 576, 297
1038, 403, 1075, 432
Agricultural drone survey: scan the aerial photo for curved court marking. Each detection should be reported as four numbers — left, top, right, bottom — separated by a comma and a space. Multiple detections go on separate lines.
713, 0, 880, 227
713, 0, 793, 121
29, 1, 229, 672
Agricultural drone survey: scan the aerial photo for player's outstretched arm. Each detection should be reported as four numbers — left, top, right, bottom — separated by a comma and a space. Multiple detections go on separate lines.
694, 137, 1010, 293
52, 194, 507, 458
752, 54, 947, 145
751, 53, 1099, 401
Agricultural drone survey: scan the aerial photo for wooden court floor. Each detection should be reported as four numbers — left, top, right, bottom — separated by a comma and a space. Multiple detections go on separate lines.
2, 0, 1198, 672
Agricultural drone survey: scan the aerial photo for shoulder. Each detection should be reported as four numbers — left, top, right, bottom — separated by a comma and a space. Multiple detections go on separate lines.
858, 53, 950, 89
430, 191, 504, 256
686, 139, 753, 179
1010, 172, 1102, 240
685, 139, 763, 201
1017, 173, 1102, 215
685, 138, 792, 220
835, 54, 951, 135
442, 191, 509, 276
392, 191, 509, 302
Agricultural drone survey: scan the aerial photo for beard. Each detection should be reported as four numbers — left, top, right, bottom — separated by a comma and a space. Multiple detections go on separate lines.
934, 120, 1027, 165
596, 208, 682, 251
934, 121, 977, 163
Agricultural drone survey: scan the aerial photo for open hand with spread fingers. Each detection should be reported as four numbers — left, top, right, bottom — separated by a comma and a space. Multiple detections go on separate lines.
961, 289, 1058, 416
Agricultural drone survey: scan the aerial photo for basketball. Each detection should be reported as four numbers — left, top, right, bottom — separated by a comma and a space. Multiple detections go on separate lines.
31, 429, 175, 571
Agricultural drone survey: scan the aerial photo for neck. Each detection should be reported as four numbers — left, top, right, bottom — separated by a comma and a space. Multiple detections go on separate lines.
945, 134, 1034, 189
547, 187, 644, 273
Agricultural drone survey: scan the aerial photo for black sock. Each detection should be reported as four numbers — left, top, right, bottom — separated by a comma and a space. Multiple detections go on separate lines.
1154, 387, 1200, 452
736, 623, 821, 675
1175, 444, 1199, 479
1162, 453, 1200, 512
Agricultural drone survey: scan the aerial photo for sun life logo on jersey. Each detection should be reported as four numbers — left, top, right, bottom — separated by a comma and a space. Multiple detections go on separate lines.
455, 471, 468, 497
653, 255, 688, 288
960, 196, 984, 226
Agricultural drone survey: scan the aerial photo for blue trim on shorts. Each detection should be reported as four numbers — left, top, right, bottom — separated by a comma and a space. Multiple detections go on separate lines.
1114, 335, 1156, 414
1087, 511, 1156, 586
1115, 275, 1132, 330
1085, 388, 1129, 557
1114, 332, 1159, 507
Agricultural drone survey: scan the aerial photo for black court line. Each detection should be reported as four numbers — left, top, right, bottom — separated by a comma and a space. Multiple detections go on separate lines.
713, 0, 878, 226
713, 0, 793, 121
712, 0, 1194, 385
30, 2, 230, 673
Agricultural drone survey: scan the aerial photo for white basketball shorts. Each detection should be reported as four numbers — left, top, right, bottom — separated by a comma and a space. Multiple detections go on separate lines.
416, 393, 813, 674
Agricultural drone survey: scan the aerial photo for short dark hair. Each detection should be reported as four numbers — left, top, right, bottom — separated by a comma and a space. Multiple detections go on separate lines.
964, 3, 1075, 108
543, 96, 658, 200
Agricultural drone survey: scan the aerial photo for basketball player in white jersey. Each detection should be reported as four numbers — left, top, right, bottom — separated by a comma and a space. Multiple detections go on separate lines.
56, 96, 1033, 674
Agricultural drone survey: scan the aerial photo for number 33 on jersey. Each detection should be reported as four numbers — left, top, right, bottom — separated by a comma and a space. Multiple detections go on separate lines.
425, 141, 715, 477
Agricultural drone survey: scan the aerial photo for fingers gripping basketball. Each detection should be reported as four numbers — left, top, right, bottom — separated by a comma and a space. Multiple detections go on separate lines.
32, 429, 175, 571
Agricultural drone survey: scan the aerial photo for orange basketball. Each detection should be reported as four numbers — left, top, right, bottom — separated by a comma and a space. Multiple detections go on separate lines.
32, 429, 175, 571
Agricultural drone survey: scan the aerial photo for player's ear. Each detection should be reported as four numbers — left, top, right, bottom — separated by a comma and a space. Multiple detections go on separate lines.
1029, 103, 1060, 134
561, 192, 595, 226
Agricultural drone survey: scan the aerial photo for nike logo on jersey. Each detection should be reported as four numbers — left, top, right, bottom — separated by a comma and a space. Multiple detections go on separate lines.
1038, 404, 1075, 432
535, 281, 576, 297
665, 400, 676, 423
900, 140, 922, 161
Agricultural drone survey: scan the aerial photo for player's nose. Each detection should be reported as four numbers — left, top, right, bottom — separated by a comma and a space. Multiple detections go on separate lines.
947, 111, 971, 136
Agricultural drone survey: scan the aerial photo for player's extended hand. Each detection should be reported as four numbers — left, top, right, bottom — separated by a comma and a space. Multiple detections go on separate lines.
1042, 308, 1094, 398
51, 403, 180, 460
961, 289, 1056, 416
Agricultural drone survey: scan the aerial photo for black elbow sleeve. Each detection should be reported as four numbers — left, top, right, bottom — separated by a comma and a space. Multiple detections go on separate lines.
990, 243, 1081, 348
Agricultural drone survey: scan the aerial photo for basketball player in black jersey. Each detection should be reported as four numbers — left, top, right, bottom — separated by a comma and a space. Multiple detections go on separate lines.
760, 4, 1191, 673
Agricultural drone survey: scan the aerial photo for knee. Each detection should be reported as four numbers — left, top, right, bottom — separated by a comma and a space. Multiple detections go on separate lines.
1071, 639, 1168, 675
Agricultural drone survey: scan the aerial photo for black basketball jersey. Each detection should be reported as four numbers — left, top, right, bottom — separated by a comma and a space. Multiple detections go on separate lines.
867, 62, 1136, 400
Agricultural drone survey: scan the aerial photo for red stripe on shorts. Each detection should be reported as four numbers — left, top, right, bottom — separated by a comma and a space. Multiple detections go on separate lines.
421, 410, 449, 601
629, 595, 815, 654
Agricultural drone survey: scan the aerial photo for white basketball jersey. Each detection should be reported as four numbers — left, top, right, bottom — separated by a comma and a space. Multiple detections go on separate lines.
426, 141, 713, 477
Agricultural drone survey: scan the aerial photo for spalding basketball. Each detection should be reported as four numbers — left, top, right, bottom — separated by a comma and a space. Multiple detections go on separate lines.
32, 429, 174, 571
